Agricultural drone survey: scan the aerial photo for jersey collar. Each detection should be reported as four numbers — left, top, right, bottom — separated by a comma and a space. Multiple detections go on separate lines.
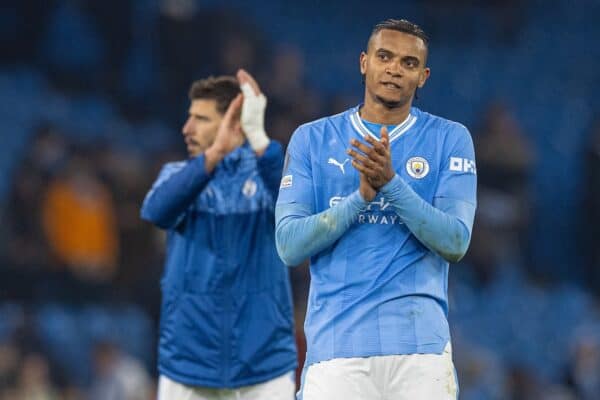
349, 105, 417, 143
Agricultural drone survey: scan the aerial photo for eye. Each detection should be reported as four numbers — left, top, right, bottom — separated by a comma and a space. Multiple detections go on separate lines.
377, 53, 390, 61
404, 59, 418, 68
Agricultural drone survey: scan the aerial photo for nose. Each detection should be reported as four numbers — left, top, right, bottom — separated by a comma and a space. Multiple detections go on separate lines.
386, 61, 403, 77
182, 117, 192, 136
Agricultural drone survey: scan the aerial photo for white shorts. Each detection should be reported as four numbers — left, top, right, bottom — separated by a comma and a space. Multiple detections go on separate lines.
300, 343, 458, 400
157, 371, 296, 400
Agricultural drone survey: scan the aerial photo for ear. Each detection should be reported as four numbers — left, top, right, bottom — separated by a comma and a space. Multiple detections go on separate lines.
360, 51, 367, 75
418, 67, 431, 88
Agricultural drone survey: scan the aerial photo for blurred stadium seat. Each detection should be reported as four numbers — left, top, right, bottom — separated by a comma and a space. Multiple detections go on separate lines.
1, 0, 599, 398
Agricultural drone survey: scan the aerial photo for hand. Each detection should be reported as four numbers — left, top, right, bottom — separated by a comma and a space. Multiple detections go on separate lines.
359, 172, 377, 202
237, 68, 261, 96
347, 126, 395, 189
237, 69, 269, 153
204, 94, 244, 172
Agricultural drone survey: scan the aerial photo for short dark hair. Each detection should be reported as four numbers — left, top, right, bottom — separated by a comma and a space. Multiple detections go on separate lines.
188, 76, 240, 115
368, 19, 429, 50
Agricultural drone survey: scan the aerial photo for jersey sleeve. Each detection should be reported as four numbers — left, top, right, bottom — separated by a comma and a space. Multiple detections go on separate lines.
434, 123, 477, 206
276, 126, 315, 211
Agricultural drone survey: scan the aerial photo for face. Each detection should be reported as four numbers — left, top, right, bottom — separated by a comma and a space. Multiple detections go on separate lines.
181, 99, 223, 157
360, 29, 430, 108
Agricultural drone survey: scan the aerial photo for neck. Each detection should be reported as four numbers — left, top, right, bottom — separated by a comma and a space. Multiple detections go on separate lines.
360, 92, 412, 125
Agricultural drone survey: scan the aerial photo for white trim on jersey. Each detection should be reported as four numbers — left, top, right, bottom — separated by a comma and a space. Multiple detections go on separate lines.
349, 110, 417, 143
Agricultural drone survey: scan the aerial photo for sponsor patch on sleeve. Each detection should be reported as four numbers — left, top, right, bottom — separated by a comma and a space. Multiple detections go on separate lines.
449, 157, 477, 174
280, 174, 293, 188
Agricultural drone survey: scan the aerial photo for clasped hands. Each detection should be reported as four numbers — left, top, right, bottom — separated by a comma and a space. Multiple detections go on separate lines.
347, 127, 395, 202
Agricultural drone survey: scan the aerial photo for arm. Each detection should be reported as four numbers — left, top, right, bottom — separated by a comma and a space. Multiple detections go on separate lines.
140, 156, 212, 230
348, 124, 477, 263
275, 191, 367, 266
142, 90, 247, 229
380, 175, 475, 262
275, 122, 376, 266
236, 70, 285, 198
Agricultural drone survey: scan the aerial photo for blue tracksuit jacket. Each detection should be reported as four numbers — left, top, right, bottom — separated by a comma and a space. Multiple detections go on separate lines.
141, 141, 297, 388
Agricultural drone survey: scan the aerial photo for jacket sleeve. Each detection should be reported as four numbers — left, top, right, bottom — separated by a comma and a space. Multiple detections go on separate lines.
140, 155, 212, 230
256, 140, 285, 201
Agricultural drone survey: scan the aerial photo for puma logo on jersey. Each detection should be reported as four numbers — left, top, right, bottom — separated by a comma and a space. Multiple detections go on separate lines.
328, 158, 349, 174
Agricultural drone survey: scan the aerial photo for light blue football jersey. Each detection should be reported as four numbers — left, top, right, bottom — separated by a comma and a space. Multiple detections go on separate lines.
277, 105, 477, 366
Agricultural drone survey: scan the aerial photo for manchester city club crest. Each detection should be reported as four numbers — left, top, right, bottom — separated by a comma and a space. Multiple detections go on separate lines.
242, 179, 257, 198
405, 157, 430, 179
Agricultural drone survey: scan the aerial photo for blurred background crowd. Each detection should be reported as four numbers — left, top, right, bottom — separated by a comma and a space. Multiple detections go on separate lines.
1, 0, 600, 399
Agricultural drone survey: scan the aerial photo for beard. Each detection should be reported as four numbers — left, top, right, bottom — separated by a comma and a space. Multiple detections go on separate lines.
374, 90, 414, 110
374, 95, 403, 109
372, 82, 418, 110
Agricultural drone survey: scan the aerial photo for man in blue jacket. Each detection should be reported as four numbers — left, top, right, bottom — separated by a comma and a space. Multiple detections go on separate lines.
141, 69, 297, 400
